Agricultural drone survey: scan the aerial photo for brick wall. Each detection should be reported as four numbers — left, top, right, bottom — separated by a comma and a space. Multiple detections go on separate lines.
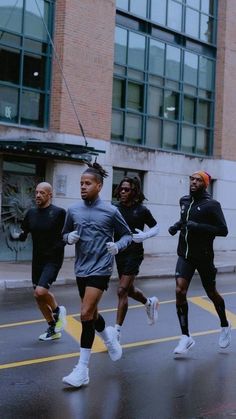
50, 0, 116, 141
215, 0, 236, 160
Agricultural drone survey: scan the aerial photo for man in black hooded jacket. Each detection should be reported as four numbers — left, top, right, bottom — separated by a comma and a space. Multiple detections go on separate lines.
169, 171, 231, 355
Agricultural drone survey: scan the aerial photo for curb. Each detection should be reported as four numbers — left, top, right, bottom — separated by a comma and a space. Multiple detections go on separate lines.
1, 265, 235, 290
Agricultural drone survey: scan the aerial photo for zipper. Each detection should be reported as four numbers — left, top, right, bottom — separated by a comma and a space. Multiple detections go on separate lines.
185, 197, 194, 258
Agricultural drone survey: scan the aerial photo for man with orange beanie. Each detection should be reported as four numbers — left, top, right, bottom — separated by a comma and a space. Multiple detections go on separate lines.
168, 171, 231, 355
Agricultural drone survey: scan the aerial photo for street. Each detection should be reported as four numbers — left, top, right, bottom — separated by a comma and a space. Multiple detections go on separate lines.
0, 273, 236, 419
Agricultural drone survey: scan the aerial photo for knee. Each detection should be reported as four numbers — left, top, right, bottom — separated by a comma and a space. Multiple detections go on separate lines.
34, 287, 47, 300
80, 307, 93, 322
176, 285, 187, 302
117, 286, 128, 299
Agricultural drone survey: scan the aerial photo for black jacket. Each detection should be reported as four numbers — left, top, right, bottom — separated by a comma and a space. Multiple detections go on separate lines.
173, 191, 228, 260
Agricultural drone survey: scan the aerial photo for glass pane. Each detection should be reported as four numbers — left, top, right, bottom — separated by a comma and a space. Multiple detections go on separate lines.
164, 90, 179, 120
200, 14, 213, 43
151, 0, 166, 25
149, 39, 165, 76
125, 113, 142, 144
148, 86, 163, 117
196, 128, 209, 154
128, 31, 145, 70
201, 0, 214, 15
184, 51, 198, 85
181, 125, 195, 153
146, 118, 162, 148
111, 110, 124, 140
23, 53, 46, 89
21, 90, 44, 127
183, 96, 195, 123
167, 0, 182, 31
199, 56, 214, 90
25, 0, 49, 41
24, 39, 47, 54
127, 82, 143, 111
0, 47, 20, 84
112, 78, 125, 108
183, 84, 197, 95
130, 0, 147, 18
149, 75, 164, 86
115, 27, 127, 65
0, 0, 23, 33
163, 121, 178, 149
0, 32, 21, 47
198, 89, 212, 99
127, 68, 143, 81
0, 86, 18, 123
116, 0, 128, 10
186, 0, 200, 8
186, 8, 199, 38
198, 99, 210, 126
166, 45, 180, 80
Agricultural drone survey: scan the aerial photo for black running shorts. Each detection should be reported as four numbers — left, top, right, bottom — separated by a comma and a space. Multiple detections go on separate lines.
76, 276, 110, 299
32, 262, 62, 289
115, 253, 144, 277
175, 255, 217, 286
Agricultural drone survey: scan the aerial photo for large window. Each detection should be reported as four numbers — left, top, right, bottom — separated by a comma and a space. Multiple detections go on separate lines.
113, 0, 217, 156
0, 0, 54, 128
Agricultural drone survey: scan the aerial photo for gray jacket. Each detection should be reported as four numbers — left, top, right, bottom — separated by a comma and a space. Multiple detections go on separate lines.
63, 197, 132, 277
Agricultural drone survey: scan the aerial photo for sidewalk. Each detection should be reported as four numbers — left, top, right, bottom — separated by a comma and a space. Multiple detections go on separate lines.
0, 251, 236, 289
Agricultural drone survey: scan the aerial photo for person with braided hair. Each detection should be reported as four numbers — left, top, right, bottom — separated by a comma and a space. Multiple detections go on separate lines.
62, 162, 132, 388
113, 176, 160, 342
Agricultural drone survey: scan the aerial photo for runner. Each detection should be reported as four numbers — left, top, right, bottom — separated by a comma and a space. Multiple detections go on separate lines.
62, 162, 132, 388
168, 171, 231, 355
11, 182, 67, 341
113, 176, 159, 342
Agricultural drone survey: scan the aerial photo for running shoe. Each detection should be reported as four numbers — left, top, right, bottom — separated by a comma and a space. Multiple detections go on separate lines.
62, 364, 89, 388
104, 326, 122, 361
55, 305, 67, 332
38, 325, 62, 341
145, 296, 159, 325
219, 322, 231, 348
174, 335, 195, 355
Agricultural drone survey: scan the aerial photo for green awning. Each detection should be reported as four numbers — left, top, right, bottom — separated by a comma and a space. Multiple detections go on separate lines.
0, 139, 105, 163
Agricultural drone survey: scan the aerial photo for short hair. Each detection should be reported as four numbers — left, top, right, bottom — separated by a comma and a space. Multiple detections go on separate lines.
83, 161, 108, 184
114, 176, 146, 204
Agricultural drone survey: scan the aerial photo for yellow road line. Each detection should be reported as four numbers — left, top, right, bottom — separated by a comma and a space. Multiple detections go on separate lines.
189, 296, 236, 327
0, 327, 232, 371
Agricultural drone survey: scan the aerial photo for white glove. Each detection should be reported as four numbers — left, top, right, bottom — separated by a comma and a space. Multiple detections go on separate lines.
132, 225, 160, 243
11, 229, 22, 239
106, 242, 119, 255
67, 230, 80, 245
132, 229, 148, 243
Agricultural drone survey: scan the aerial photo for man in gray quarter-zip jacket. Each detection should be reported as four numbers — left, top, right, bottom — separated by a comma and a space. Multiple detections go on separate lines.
168, 171, 231, 356
61, 162, 132, 389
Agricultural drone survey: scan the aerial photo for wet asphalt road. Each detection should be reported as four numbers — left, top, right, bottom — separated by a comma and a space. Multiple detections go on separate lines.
0, 273, 236, 419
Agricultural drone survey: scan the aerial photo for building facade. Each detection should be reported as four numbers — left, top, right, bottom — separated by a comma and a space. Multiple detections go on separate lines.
0, 0, 236, 261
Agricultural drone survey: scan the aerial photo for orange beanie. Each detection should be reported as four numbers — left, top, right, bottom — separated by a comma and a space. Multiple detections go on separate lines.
192, 171, 211, 188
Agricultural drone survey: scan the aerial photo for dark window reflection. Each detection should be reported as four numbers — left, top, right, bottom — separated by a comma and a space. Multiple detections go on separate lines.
0, 47, 20, 84
23, 53, 45, 89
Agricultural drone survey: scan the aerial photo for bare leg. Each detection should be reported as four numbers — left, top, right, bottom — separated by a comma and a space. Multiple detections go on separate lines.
34, 286, 58, 323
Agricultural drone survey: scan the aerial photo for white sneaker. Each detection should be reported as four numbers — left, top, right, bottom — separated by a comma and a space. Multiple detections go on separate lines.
219, 323, 231, 348
62, 364, 89, 387
55, 306, 67, 332
104, 326, 122, 361
174, 335, 195, 354
39, 326, 61, 341
146, 296, 159, 325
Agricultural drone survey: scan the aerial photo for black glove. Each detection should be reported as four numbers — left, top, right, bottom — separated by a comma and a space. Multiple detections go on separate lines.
168, 225, 178, 236
186, 221, 199, 231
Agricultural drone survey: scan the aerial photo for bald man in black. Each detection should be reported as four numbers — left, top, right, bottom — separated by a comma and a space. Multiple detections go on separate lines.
12, 182, 67, 341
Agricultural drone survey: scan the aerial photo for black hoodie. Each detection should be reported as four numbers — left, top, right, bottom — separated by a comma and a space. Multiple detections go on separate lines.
174, 190, 228, 260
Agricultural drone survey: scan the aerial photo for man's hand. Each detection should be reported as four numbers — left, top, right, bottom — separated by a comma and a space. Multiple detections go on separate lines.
186, 221, 199, 231
10, 229, 22, 239
106, 242, 119, 255
132, 228, 147, 243
168, 225, 178, 236
67, 231, 80, 245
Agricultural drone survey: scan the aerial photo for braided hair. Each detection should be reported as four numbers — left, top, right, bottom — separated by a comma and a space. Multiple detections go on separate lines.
114, 176, 146, 204
83, 160, 108, 184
